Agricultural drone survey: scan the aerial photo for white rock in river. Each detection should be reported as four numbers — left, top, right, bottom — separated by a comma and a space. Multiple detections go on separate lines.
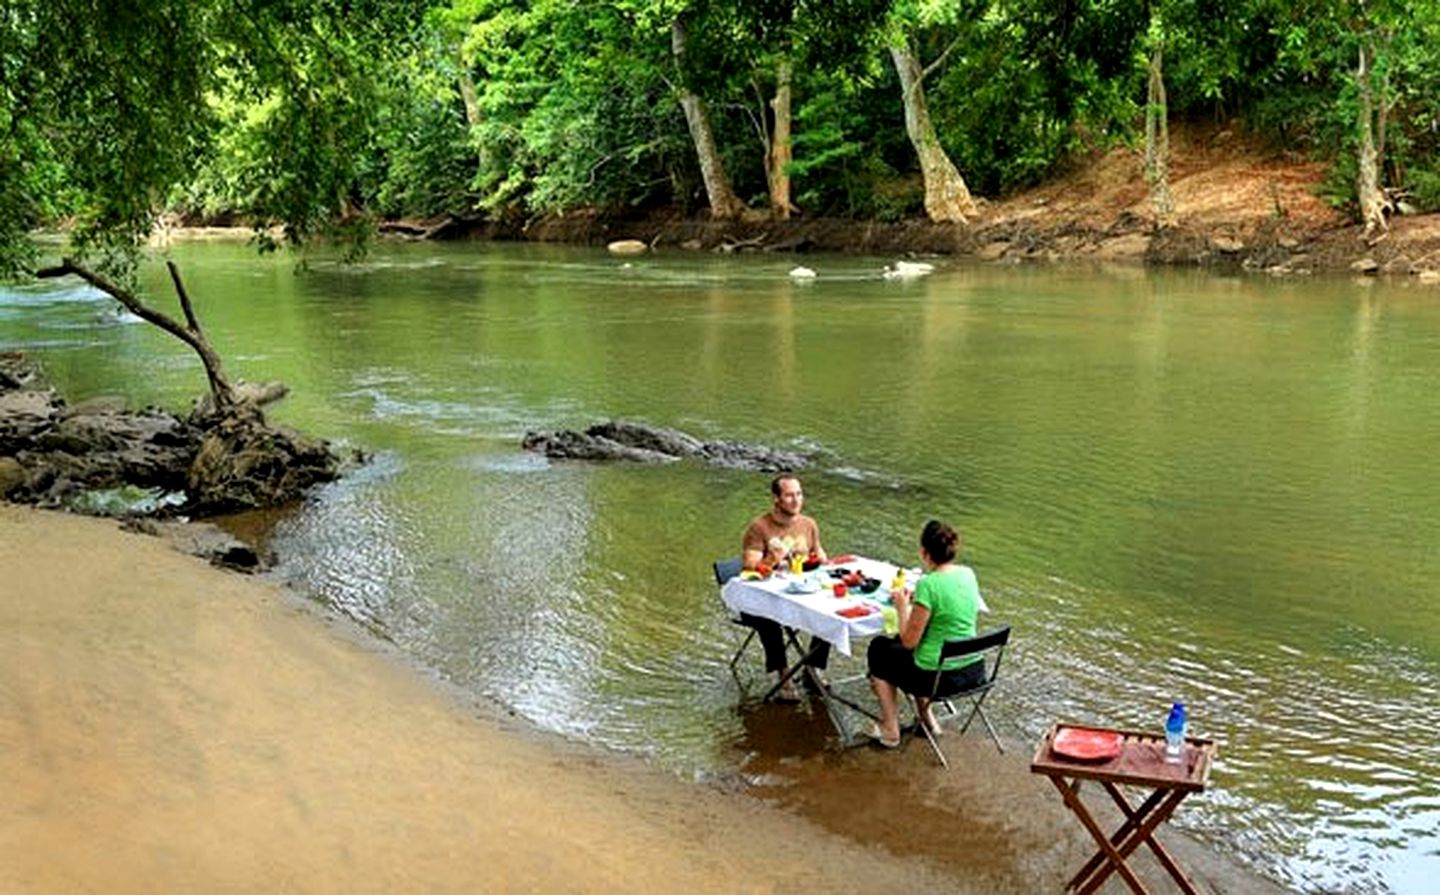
882, 260, 935, 280
607, 239, 648, 255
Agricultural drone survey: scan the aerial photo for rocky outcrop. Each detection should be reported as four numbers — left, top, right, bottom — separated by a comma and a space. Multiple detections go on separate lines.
186, 407, 340, 515
0, 352, 348, 516
522, 419, 809, 472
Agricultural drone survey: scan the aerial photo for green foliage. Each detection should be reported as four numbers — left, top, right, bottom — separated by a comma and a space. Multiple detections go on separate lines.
1407, 168, 1440, 212
1, 0, 225, 276
455, 1, 698, 214
5, 0, 1440, 255
789, 80, 918, 219
1240, 86, 1332, 152
918, 2, 1141, 195
1, 0, 428, 276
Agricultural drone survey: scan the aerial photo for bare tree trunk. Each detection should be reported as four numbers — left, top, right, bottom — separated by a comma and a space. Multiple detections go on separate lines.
767, 58, 795, 220
36, 259, 236, 409
1355, 42, 1387, 235
1144, 44, 1174, 220
457, 67, 488, 174
889, 44, 976, 224
671, 19, 747, 220
457, 70, 481, 129
452, 45, 489, 177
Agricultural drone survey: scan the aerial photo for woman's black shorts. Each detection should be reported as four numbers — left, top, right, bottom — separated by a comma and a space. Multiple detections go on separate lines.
866, 635, 985, 697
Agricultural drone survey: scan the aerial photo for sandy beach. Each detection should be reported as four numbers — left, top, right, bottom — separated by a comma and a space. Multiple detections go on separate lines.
0, 504, 1287, 893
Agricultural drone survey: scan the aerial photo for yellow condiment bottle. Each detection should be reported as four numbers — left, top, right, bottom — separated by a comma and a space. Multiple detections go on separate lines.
891, 567, 906, 594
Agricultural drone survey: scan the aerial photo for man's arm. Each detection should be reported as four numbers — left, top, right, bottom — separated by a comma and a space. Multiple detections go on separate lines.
809, 519, 827, 562
741, 520, 767, 570
742, 546, 765, 570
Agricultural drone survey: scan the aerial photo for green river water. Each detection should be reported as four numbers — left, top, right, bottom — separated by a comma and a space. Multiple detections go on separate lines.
3, 241, 1438, 892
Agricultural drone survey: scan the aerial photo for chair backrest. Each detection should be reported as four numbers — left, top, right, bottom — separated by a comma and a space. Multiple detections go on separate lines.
713, 557, 744, 586
936, 624, 1011, 690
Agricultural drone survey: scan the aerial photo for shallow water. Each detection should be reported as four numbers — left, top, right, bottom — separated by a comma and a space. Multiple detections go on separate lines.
5, 242, 1439, 892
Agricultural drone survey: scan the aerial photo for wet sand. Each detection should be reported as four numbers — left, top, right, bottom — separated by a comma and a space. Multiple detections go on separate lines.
0, 504, 1288, 893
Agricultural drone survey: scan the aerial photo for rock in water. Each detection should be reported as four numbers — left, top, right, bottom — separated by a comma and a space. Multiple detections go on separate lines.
186, 408, 341, 515
522, 419, 808, 472
881, 260, 935, 280
607, 239, 649, 256
586, 420, 704, 457
520, 429, 676, 464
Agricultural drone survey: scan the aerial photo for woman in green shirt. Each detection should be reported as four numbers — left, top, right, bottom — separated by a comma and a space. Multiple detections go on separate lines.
865, 519, 984, 748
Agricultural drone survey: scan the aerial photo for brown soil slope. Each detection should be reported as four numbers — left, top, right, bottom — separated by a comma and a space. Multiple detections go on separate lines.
461, 124, 1440, 278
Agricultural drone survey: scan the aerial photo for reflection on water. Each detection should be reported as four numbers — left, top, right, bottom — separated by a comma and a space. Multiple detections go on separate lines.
5, 242, 1440, 893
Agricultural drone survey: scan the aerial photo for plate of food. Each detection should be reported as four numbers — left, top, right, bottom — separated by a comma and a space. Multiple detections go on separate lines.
785, 577, 822, 594
1051, 726, 1124, 762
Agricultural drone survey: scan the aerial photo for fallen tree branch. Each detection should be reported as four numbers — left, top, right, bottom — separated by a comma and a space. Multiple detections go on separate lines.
36, 257, 235, 409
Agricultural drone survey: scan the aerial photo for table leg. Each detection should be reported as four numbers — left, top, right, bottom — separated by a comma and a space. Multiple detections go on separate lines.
1048, 775, 1151, 895
758, 636, 880, 746
1075, 788, 1190, 895
1102, 783, 1199, 894
1067, 787, 1167, 888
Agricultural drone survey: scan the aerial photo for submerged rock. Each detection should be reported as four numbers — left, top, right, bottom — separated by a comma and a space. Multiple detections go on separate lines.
522, 419, 808, 472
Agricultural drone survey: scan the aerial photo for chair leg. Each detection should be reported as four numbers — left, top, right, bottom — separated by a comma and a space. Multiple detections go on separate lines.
976, 706, 1005, 754
908, 695, 950, 769
728, 628, 756, 671
955, 694, 1005, 754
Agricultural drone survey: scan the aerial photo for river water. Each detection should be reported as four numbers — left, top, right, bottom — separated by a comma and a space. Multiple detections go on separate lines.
4, 241, 1438, 892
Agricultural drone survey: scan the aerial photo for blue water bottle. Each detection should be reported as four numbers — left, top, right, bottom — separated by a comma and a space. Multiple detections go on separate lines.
1165, 702, 1187, 763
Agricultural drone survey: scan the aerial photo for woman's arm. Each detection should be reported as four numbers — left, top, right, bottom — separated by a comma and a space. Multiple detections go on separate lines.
895, 595, 929, 650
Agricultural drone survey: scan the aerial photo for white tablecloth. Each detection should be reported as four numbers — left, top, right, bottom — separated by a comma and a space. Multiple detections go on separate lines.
719, 556, 989, 658
719, 556, 902, 657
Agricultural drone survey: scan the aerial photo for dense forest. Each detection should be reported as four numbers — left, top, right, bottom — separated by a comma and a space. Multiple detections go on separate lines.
3, 0, 1439, 274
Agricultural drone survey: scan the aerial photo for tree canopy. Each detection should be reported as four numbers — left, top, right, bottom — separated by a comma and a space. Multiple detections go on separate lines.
4, 0, 1439, 270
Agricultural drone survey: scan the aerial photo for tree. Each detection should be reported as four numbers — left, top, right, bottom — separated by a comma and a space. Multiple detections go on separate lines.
0, 0, 427, 278
885, 2, 980, 223
724, 0, 887, 219
670, 13, 749, 219
889, 40, 977, 223
0, 0, 424, 514
1262, 0, 1440, 230
1143, 25, 1175, 220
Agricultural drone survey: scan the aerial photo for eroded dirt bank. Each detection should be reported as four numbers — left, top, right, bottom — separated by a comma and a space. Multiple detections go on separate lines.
431, 127, 1440, 282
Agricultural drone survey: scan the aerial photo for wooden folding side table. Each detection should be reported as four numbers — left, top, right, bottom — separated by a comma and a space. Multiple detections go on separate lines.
1030, 723, 1217, 894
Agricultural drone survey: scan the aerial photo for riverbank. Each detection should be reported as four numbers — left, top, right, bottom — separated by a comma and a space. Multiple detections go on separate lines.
1, 503, 1288, 893
380, 125, 1440, 282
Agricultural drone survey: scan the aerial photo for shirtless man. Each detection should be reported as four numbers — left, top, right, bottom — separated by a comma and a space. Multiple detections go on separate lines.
741, 473, 830, 700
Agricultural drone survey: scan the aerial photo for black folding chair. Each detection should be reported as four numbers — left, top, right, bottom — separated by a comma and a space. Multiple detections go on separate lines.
712, 558, 753, 670
909, 625, 1012, 768
715, 557, 810, 700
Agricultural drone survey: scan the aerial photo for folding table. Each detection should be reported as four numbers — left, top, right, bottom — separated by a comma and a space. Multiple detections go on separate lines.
1030, 723, 1217, 895
719, 557, 902, 740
